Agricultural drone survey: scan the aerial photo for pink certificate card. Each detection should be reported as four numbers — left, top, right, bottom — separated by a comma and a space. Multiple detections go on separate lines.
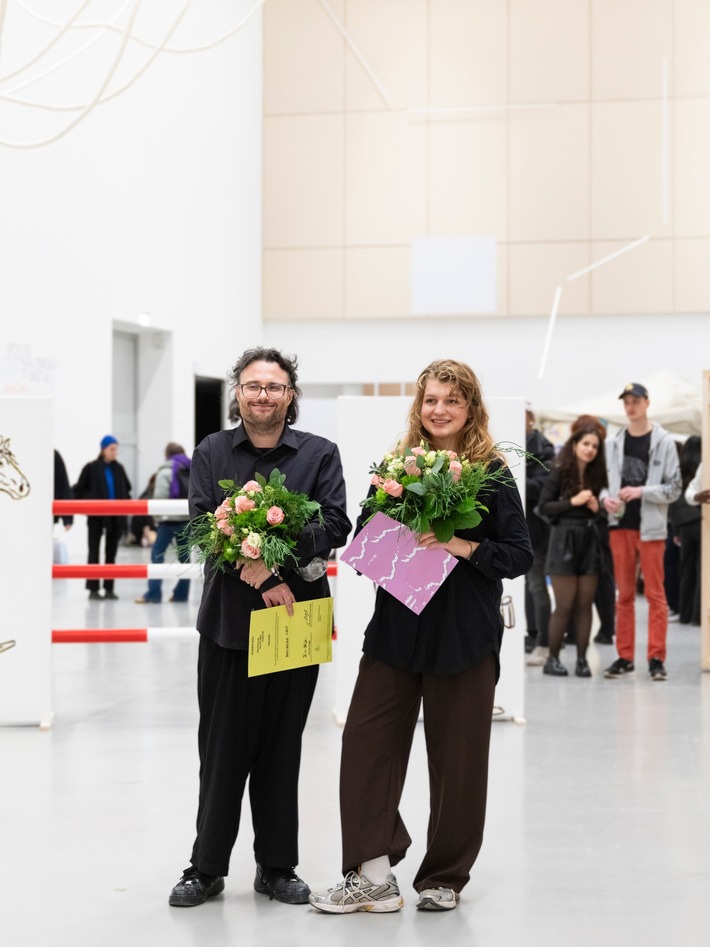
340, 512, 458, 615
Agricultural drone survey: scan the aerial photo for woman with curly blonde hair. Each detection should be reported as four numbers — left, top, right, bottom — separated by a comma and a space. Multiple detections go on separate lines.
404, 359, 496, 464
310, 359, 532, 916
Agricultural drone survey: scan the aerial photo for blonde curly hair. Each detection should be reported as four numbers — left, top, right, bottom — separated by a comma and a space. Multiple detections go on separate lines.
404, 359, 496, 464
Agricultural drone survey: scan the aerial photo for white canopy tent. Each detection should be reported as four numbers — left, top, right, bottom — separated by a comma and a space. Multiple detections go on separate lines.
539, 369, 703, 444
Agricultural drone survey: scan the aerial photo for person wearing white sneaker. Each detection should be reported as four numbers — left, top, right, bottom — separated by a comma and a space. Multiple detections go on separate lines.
417, 887, 460, 911
310, 361, 533, 915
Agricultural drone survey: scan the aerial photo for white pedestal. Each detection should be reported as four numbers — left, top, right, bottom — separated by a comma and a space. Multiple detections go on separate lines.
0, 398, 53, 726
334, 396, 526, 725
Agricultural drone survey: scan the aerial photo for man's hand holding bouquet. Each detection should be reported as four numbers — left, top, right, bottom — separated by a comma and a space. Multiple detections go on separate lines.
186, 468, 322, 611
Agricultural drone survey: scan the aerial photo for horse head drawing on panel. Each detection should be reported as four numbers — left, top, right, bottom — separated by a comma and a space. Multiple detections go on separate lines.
0, 437, 31, 499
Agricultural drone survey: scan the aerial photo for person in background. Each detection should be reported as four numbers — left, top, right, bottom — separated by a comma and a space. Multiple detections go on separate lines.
664, 441, 684, 621
309, 359, 532, 915
74, 435, 131, 601
602, 383, 681, 682
524, 408, 555, 667
568, 416, 616, 648
537, 423, 607, 677
53, 449, 74, 531
135, 443, 192, 604
670, 438, 703, 626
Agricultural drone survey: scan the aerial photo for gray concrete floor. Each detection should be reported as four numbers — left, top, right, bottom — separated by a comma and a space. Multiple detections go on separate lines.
2, 546, 710, 946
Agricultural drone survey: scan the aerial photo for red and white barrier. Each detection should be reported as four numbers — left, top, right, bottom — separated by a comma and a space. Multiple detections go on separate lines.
53, 499, 189, 517
52, 627, 197, 644
53, 564, 203, 579
50, 498, 338, 646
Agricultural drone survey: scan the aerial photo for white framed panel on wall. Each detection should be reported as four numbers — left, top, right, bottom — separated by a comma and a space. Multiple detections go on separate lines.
335, 395, 527, 725
0, 398, 53, 726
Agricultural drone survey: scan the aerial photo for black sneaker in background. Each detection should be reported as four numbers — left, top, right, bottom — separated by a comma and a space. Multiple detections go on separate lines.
649, 658, 667, 681
604, 658, 635, 679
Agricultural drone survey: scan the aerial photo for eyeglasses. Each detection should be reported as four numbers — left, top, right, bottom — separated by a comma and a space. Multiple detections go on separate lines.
238, 382, 291, 400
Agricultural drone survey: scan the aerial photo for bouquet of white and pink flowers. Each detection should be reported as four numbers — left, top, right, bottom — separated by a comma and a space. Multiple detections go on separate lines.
362, 444, 511, 542
186, 469, 322, 572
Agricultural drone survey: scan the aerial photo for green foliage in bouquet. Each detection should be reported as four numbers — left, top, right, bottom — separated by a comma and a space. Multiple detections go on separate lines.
185, 468, 322, 572
362, 444, 513, 542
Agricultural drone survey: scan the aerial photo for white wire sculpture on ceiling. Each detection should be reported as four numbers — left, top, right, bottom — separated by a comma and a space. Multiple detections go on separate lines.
0, 0, 267, 148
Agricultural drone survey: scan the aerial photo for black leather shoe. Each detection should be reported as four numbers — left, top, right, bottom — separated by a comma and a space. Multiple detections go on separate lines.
575, 658, 592, 678
103, 591, 119, 600
88, 591, 102, 601
169, 866, 225, 907
254, 864, 310, 904
542, 655, 568, 677
593, 632, 614, 645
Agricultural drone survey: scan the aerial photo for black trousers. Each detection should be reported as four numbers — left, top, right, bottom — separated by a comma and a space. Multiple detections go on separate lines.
678, 520, 701, 624
340, 653, 497, 893
190, 636, 319, 877
86, 518, 121, 592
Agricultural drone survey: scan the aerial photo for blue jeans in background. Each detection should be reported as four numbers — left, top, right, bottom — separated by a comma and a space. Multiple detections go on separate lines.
142, 520, 191, 603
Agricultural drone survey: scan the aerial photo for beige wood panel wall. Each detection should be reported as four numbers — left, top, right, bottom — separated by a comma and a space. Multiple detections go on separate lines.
263, 0, 710, 321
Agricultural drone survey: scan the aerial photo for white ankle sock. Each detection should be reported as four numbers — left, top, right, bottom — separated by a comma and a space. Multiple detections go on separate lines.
360, 856, 390, 885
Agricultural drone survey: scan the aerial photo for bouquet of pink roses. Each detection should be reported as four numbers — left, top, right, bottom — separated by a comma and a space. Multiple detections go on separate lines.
186, 468, 322, 572
362, 443, 510, 542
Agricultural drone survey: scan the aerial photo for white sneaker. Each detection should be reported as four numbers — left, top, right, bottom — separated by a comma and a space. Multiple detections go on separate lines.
416, 887, 460, 911
526, 646, 549, 666
668, 611, 680, 623
309, 871, 403, 914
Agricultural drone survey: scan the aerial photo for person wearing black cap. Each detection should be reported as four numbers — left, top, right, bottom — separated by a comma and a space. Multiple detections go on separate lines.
74, 436, 132, 600
602, 384, 681, 681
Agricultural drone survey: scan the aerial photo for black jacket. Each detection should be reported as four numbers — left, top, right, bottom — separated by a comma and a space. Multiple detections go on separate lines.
360, 463, 533, 677
191, 424, 352, 650
74, 457, 132, 531
525, 429, 555, 549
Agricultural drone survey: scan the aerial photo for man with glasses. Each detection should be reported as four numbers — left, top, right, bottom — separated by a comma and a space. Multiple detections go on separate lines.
169, 347, 351, 909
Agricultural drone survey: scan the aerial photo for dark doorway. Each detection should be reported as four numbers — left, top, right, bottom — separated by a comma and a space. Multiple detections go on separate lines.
195, 377, 224, 445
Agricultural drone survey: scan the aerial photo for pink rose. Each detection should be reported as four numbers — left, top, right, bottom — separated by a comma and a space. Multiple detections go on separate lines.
241, 539, 261, 559
266, 506, 285, 525
215, 499, 231, 518
411, 446, 427, 457
382, 478, 404, 497
234, 495, 256, 513
449, 460, 463, 482
242, 480, 262, 493
403, 458, 421, 476
371, 474, 383, 486
217, 521, 234, 536
446, 450, 458, 460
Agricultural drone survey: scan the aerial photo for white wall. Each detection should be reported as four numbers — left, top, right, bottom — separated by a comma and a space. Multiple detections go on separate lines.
265, 312, 710, 416
0, 3, 262, 512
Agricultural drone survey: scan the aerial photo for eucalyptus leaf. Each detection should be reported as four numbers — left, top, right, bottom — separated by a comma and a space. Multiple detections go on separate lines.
405, 481, 427, 496
255, 472, 267, 487
218, 479, 236, 490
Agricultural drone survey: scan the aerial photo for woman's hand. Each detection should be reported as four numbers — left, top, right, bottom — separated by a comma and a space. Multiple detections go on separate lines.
586, 495, 599, 513
570, 489, 593, 507
238, 560, 272, 590
418, 531, 478, 559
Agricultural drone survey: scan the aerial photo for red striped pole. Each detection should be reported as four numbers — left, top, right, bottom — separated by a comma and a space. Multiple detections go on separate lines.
52, 562, 338, 578
52, 627, 197, 643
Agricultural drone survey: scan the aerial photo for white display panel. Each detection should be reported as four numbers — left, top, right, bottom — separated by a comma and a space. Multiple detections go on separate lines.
411, 236, 497, 315
335, 396, 526, 725
0, 399, 53, 726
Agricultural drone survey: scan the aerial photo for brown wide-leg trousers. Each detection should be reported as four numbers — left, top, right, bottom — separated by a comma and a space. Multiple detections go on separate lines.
340, 652, 497, 893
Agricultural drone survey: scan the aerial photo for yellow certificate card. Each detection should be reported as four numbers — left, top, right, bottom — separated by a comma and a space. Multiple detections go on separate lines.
248, 597, 333, 677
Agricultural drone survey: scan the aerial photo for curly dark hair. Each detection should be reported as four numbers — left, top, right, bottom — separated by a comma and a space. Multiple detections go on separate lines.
228, 347, 302, 425
554, 424, 608, 498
